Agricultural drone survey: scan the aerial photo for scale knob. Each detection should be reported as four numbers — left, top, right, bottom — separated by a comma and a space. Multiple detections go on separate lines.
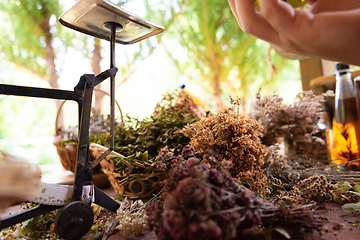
54, 201, 94, 240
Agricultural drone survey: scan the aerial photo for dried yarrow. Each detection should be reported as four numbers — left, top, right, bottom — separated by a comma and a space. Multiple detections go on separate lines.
180, 96, 268, 193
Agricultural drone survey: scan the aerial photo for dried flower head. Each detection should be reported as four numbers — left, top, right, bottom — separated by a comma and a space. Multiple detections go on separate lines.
153, 89, 206, 118
246, 90, 333, 160
180, 96, 269, 193
181, 96, 264, 174
276, 175, 337, 204
247, 90, 332, 142
115, 198, 148, 236
146, 149, 322, 240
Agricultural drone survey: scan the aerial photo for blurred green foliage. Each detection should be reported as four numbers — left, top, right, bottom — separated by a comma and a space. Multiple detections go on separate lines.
0, 0, 301, 167
142, 0, 300, 104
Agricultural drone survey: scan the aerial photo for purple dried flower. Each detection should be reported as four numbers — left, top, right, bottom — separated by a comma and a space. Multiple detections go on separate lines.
156, 146, 174, 171
147, 148, 321, 240
181, 145, 196, 158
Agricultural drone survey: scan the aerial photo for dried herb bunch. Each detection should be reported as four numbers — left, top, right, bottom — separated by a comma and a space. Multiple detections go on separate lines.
146, 146, 322, 240
246, 91, 283, 146
90, 92, 200, 174
247, 90, 333, 156
153, 89, 206, 118
115, 198, 148, 236
276, 175, 337, 204
0, 206, 59, 239
264, 145, 326, 182
1, 204, 113, 239
180, 96, 267, 193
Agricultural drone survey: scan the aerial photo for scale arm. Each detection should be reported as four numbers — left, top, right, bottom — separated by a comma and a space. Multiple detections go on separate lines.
94, 67, 118, 87
0, 204, 60, 230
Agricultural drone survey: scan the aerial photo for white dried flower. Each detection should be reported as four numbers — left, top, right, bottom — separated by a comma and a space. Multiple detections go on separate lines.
115, 198, 148, 236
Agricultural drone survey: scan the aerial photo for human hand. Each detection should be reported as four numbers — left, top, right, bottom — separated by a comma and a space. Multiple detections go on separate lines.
228, 0, 360, 66
309, 0, 360, 13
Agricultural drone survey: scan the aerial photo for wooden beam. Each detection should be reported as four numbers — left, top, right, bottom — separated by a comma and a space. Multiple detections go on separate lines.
299, 58, 324, 91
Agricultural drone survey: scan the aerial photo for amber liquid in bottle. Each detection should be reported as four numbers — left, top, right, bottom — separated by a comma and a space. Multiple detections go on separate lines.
331, 97, 360, 167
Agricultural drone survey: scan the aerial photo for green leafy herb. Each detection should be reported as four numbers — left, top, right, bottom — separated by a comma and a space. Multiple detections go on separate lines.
90, 90, 201, 179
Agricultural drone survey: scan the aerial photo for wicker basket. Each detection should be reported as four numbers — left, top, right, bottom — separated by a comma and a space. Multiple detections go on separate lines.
90, 143, 167, 199
54, 89, 123, 172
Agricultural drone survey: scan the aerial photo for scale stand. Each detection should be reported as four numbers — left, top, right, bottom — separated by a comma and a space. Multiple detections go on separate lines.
0, 0, 164, 239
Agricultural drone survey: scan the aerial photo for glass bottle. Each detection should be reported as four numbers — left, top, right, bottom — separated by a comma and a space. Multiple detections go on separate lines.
313, 116, 331, 164
354, 75, 360, 120
331, 63, 360, 169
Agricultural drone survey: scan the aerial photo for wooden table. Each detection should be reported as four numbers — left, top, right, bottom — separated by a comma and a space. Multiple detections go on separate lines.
104, 199, 360, 240
2, 173, 360, 240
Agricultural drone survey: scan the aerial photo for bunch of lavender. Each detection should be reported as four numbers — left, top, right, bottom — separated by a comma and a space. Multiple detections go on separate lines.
146, 146, 322, 240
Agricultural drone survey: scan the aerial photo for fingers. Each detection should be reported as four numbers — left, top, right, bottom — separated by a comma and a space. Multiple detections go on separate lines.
228, 0, 242, 29
231, 0, 281, 44
256, 0, 314, 46
257, 0, 296, 33
227, 0, 313, 52
257, 0, 296, 17
257, 0, 300, 43
307, 0, 317, 5
227, 0, 360, 65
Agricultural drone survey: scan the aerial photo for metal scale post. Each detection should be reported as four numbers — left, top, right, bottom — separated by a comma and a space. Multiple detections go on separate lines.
0, 0, 164, 239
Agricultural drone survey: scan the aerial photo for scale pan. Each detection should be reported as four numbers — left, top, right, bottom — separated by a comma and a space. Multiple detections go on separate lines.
59, 0, 164, 44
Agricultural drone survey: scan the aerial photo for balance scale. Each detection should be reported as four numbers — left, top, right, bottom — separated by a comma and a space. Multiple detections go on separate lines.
0, 0, 164, 239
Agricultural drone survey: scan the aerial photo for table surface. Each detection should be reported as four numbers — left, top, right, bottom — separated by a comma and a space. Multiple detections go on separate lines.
103, 201, 360, 240
100, 184, 360, 240
2, 172, 360, 240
